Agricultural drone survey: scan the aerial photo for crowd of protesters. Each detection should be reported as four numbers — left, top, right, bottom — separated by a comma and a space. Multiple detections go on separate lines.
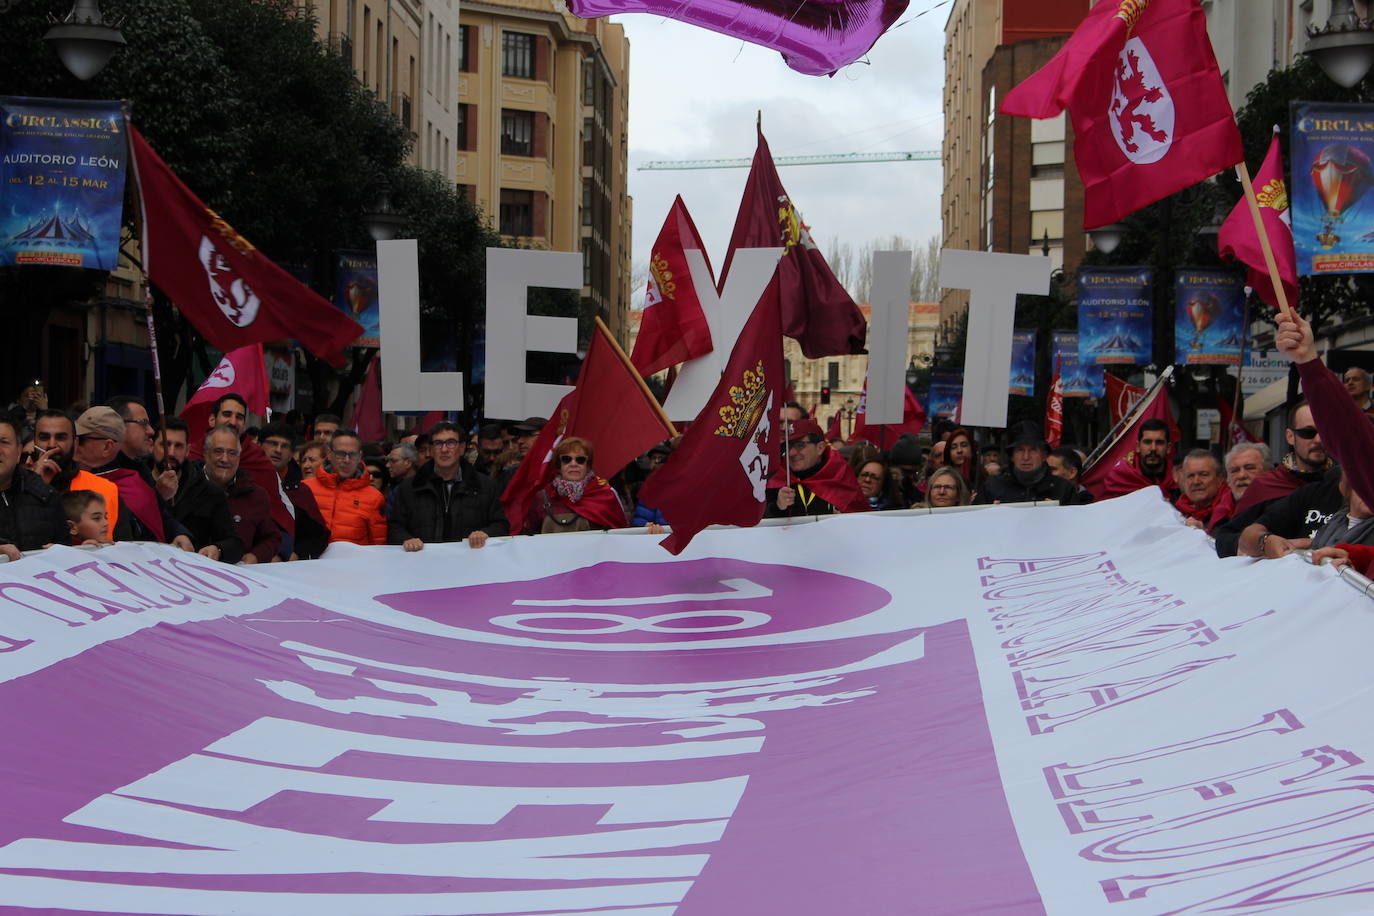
2, 310, 1373, 582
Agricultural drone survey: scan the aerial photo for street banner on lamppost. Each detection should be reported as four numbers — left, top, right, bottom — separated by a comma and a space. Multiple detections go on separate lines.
1052, 330, 1104, 398
1077, 267, 1153, 366
334, 250, 380, 348
0, 97, 127, 270
925, 368, 963, 420
1173, 268, 1246, 365
1009, 329, 1036, 397
1291, 101, 1374, 275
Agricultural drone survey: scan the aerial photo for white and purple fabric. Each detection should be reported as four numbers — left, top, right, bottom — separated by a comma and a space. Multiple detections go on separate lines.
0, 488, 1366, 914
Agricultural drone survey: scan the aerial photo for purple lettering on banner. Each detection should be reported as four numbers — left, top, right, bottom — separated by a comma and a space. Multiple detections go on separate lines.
977, 552, 1235, 737
0, 560, 1047, 914
977, 548, 1374, 911
0, 582, 110, 626
35, 566, 147, 617
1096, 782, 1374, 912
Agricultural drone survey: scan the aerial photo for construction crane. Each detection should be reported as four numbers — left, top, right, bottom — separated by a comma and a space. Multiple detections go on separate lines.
637, 150, 939, 171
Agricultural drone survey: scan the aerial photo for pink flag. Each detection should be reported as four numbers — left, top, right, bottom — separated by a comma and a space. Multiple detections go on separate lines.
1001, 0, 1242, 229
630, 196, 714, 377
350, 355, 385, 442
1218, 130, 1298, 312
181, 345, 269, 433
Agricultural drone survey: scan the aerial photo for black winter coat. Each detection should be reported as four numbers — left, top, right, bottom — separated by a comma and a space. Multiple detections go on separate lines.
169, 463, 245, 563
973, 466, 1080, 505
388, 466, 509, 544
0, 469, 69, 550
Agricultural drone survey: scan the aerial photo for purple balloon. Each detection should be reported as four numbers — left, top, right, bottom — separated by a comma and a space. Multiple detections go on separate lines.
570, 0, 909, 76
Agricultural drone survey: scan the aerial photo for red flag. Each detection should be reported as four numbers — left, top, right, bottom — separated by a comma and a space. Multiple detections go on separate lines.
1216, 391, 1258, 447
1105, 372, 1147, 426
848, 376, 926, 446
1218, 131, 1298, 311
1081, 373, 1179, 500
129, 125, 363, 366
182, 352, 295, 536
638, 280, 785, 554
719, 126, 866, 358
1046, 354, 1065, 448
180, 345, 269, 435
502, 321, 676, 532
350, 355, 386, 442
825, 408, 843, 441
1001, 0, 1243, 229
630, 196, 714, 377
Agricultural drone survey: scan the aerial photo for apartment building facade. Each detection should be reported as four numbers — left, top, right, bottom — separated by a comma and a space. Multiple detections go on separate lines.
941, 0, 1316, 328
455, 1, 634, 343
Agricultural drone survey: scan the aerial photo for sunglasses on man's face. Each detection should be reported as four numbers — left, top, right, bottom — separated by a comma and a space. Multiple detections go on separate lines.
559, 454, 588, 465
1290, 426, 1320, 440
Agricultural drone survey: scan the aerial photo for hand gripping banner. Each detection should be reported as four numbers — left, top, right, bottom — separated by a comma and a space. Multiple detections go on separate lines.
0, 489, 1372, 913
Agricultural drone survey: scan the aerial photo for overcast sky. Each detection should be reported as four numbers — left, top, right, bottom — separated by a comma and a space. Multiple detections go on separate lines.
612, 5, 948, 304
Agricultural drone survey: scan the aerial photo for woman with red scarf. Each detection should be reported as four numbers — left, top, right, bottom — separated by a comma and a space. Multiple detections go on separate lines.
523, 436, 628, 534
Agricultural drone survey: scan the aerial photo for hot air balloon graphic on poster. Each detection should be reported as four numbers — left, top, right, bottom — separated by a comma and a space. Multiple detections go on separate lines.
1310, 142, 1373, 249
1185, 291, 1221, 351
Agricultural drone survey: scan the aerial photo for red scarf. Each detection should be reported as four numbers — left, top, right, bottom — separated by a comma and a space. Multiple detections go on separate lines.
1233, 463, 1321, 515
1174, 487, 1234, 533
769, 448, 870, 514
1100, 450, 1175, 501
100, 468, 165, 541
543, 476, 627, 530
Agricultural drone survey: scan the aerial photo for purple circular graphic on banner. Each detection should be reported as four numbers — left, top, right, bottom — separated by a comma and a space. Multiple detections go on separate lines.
374, 559, 892, 645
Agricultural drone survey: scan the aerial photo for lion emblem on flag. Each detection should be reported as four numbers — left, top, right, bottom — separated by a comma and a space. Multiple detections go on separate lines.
1109, 37, 1174, 165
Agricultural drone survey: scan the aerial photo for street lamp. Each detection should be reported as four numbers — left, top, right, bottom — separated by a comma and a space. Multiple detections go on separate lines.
1305, 0, 1374, 88
363, 184, 406, 242
43, 0, 126, 81
1087, 223, 1127, 255
905, 355, 919, 389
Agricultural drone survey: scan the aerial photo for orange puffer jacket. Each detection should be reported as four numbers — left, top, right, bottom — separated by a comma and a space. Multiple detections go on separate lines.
305, 469, 388, 545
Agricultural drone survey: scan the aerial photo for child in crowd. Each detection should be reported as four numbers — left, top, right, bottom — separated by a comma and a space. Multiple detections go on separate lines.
62, 490, 110, 546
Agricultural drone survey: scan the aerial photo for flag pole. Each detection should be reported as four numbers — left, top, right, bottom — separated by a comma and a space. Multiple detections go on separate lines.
1235, 161, 1294, 321
592, 316, 677, 437
126, 101, 170, 452
1082, 365, 1174, 473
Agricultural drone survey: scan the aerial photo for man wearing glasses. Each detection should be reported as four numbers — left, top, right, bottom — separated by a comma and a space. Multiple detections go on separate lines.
305, 428, 388, 545
1214, 401, 1339, 558
389, 423, 507, 551
765, 418, 868, 518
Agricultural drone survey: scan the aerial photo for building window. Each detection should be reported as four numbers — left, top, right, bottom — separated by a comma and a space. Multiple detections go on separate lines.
458, 25, 474, 72
500, 189, 534, 236
582, 182, 592, 226
583, 59, 595, 105
502, 32, 535, 79
501, 109, 533, 156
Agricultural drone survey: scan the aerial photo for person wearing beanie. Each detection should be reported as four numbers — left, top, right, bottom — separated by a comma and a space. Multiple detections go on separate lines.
887, 433, 925, 506
974, 422, 1079, 506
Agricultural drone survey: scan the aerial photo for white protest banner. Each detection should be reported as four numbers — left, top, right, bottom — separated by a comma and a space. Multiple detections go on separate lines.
0, 489, 1367, 913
